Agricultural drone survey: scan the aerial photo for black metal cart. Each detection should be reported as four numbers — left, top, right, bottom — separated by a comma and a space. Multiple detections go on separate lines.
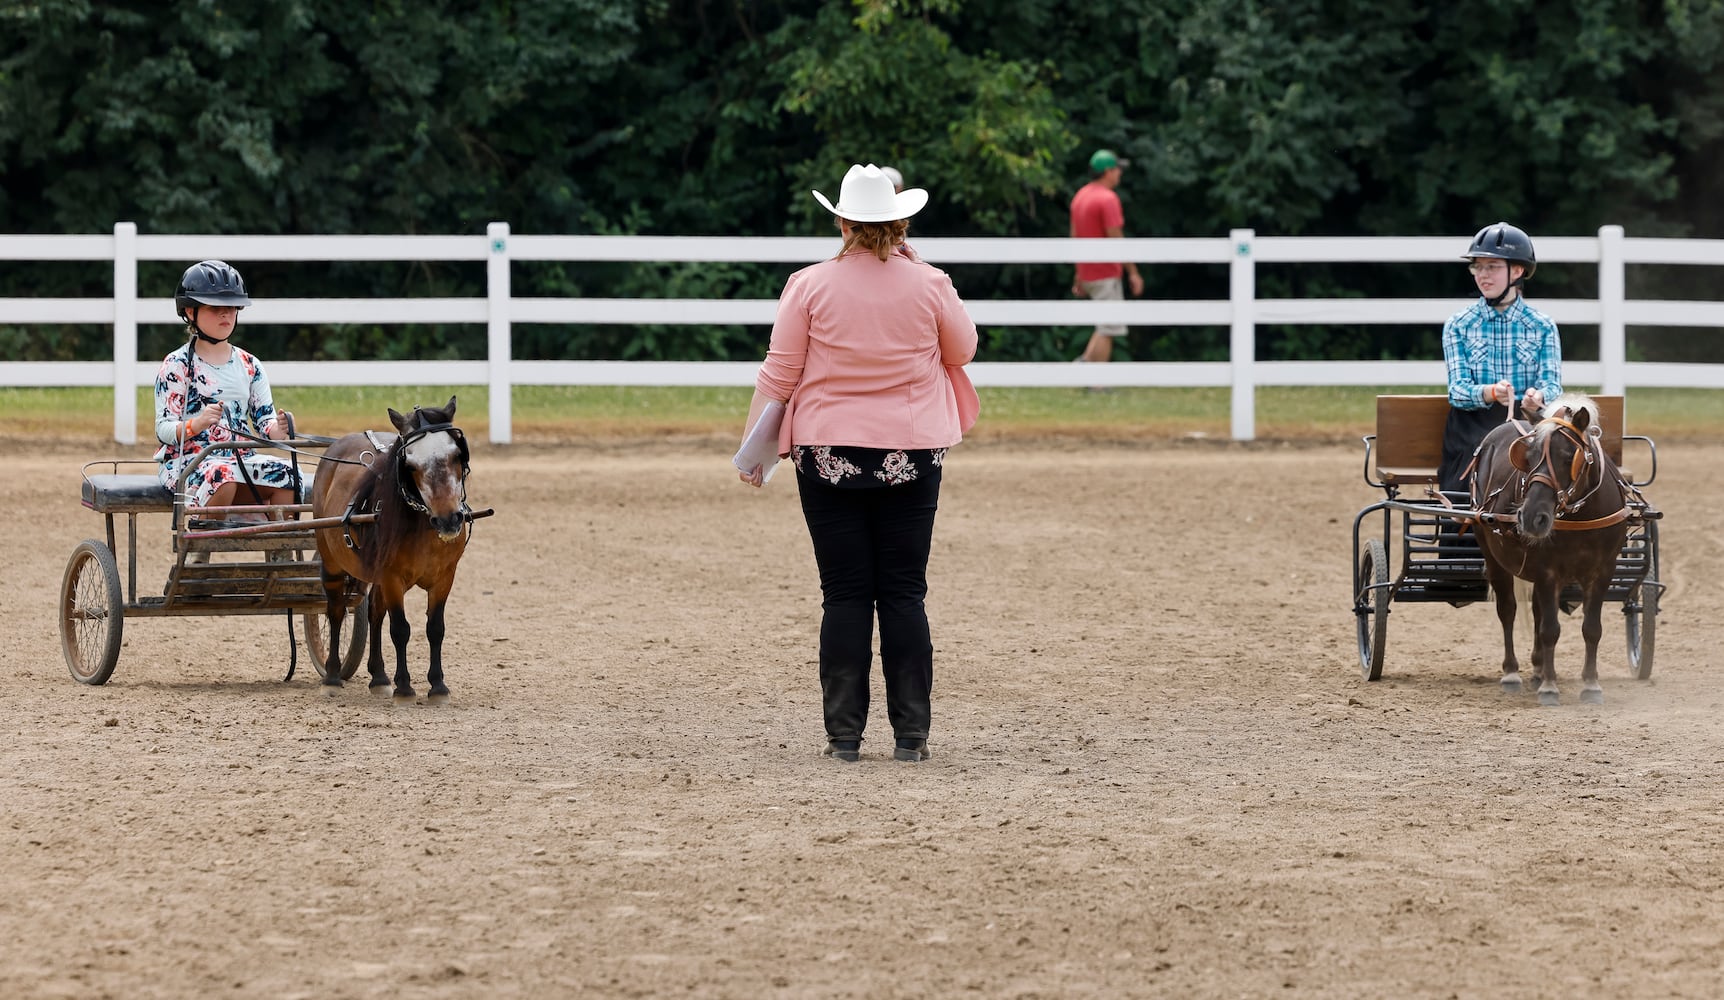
1350, 395, 1661, 681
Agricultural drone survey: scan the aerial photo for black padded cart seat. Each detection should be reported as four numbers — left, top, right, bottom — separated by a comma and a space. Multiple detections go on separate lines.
83, 474, 174, 513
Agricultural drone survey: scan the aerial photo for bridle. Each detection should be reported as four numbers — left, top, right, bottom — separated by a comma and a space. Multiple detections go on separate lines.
1518, 416, 1619, 526
340, 414, 481, 552
1474, 413, 1629, 533
393, 417, 471, 515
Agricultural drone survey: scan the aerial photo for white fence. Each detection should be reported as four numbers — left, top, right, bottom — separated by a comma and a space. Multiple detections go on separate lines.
3, 222, 1724, 443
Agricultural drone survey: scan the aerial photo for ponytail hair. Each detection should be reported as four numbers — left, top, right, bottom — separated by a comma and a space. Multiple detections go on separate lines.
834, 218, 910, 262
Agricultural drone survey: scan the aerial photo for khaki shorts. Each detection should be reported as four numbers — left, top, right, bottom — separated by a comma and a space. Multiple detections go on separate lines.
1080, 277, 1127, 337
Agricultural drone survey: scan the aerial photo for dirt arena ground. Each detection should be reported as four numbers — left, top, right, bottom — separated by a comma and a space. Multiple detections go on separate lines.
5, 432, 1724, 999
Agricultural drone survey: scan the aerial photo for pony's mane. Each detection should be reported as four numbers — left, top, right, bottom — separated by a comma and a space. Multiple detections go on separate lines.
346, 435, 408, 572
1540, 392, 1601, 439
350, 436, 401, 511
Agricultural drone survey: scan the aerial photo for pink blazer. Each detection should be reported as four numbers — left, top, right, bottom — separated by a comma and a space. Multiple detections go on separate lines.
756, 247, 979, 455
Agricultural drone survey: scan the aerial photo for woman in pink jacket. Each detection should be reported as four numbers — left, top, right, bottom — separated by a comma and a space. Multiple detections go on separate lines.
738, 163, 979, 764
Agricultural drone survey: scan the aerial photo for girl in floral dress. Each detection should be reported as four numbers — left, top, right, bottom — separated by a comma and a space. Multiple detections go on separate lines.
154, 260, 296, 514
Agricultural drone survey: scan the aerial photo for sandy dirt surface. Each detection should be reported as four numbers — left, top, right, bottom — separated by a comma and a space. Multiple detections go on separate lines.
4, 434, 1724, 999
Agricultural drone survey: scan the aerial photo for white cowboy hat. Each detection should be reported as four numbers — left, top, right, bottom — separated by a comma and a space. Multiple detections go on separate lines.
811, 163, 929, 223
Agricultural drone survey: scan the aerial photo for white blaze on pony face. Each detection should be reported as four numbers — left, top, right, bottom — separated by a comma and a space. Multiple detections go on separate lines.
404, 430, 467, 540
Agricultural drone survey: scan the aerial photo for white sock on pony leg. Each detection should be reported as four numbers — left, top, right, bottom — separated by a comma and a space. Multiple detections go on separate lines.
1513, 578, 1535, 660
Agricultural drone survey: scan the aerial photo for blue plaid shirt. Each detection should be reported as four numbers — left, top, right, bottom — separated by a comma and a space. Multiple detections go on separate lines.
1442, 296, 1562, 410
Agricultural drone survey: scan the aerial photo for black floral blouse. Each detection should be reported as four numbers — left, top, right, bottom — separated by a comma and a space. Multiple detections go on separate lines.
792, 445, 946, 488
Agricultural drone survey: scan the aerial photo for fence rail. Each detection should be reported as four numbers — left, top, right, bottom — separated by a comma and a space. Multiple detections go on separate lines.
3, 223, 1724, 443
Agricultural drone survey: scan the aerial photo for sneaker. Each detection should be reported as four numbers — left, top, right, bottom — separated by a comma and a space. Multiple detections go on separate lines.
892, 740, 930, 762
822, 740, 860, 763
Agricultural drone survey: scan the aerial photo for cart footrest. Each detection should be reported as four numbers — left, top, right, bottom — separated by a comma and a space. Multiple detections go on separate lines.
1396, 583, 1490, 605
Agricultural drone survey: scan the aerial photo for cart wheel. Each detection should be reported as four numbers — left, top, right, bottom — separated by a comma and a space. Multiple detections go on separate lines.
61, 540, 124, 685
1356, 538, 1389, 681
1626, 568, 1657, 681
304, 595, 368, 682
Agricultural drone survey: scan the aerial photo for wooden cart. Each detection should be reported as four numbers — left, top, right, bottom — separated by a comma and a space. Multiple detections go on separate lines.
61, 440, 369, 685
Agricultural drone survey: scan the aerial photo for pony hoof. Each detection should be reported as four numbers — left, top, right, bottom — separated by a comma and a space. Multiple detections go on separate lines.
1500, 673, 1523, 693
1580, 688, 1604, 705
392, 690, 417, 704
321, 684, 343, 699
1538, 690, 1560, 707
425, 691, 450, 706
368, 683, 391, 699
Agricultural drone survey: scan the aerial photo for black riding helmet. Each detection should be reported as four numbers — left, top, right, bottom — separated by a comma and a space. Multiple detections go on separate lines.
1464, 222, 1535, 306
175, 259, 251, 327
1464, 222, 1537, 276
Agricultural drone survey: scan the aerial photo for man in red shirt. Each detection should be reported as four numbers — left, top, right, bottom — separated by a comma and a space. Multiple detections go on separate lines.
1070, 149, 1144, 363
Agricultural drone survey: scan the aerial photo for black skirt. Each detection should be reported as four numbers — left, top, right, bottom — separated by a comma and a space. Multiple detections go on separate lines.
1438, 402, 1525, 494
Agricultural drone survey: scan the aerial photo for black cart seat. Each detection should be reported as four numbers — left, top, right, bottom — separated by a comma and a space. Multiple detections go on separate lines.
82, 474, 174, 513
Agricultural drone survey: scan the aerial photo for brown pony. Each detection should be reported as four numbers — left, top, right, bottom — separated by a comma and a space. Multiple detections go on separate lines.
1469, 393, 1629, 705
312, 397, 475, 701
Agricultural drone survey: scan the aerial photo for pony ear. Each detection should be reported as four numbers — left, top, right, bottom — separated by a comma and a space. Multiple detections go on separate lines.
1509, 436, 1532, 472
388, 407, 410, 433
445, 395, 457, 417
1571, 404, 1591, 433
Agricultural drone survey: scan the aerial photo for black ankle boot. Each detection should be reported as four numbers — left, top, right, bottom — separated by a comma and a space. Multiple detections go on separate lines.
822, 739, 860, 763
892, 739, 929, 762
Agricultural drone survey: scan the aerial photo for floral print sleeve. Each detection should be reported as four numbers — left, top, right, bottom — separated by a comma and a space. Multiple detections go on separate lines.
154, 349, 194, 452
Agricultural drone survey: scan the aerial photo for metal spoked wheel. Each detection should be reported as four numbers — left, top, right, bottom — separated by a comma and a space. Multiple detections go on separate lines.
1356, 538, 1389, 681
305, 594, 368, 682
1626, 568, 1657, 681
61, 540, 124, 685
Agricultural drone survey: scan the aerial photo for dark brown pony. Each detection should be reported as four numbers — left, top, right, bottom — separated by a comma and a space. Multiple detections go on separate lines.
1469, 393, 1629, 705
312, 397, 474, 701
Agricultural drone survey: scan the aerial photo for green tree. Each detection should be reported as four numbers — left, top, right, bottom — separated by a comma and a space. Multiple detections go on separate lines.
2, 0, 1723, 365
771, 0, 1075, 234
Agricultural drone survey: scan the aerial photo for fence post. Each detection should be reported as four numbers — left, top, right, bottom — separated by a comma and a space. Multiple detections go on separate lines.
113, 222, 138, 445
1597, 225, 1626, 396
1230, 228, 1256, 441
487, 221, 512, 444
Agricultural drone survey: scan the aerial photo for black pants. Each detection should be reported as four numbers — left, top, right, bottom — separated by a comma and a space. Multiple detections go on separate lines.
796, 466, 941, 745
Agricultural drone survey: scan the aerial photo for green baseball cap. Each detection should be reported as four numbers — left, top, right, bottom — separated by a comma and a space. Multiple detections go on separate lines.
1089, 149, 1129, 171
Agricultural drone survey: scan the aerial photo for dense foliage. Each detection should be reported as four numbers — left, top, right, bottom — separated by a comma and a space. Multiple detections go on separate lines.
3, 0, 1721, 364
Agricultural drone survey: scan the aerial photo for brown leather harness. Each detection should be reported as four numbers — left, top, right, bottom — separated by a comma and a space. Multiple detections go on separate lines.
1466, 414, 1638, 534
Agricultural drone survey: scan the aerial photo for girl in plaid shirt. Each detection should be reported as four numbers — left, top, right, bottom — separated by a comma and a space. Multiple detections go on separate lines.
1438, 222, 1561, 492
